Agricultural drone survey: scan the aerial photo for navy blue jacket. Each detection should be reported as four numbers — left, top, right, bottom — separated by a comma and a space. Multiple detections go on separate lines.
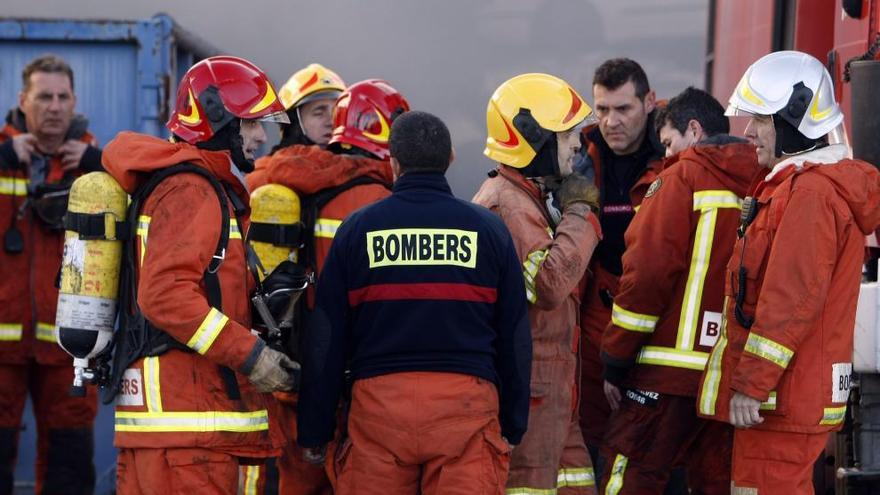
297, 172, 532, 447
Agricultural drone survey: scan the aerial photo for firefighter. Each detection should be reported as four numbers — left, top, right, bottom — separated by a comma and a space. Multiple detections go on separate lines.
597, 87, 761, 493
474, 73, 601, 494
696, 50, 880, 493
242, 62, 345, 495
296, 110, 532, 495
101, 56, 296, 494
0, 54, 104, 495
576, 59, 667, 472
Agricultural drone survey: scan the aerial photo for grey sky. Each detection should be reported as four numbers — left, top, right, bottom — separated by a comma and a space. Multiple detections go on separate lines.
5, 0, 708, 198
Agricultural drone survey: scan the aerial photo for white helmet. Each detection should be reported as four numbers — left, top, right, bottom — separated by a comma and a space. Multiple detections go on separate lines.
726, 50, 843, 139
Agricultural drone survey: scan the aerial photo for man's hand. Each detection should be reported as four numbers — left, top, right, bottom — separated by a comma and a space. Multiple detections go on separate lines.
302, 445, 327, 465
604, 380, 623, 412
557, 173, 600, 211
11, 134, 37, 165
729, 392, 764, 428
58, 140, 88, 171
247, 346, 299, 393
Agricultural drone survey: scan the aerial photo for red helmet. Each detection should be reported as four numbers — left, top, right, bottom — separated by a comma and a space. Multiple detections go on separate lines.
167, 56, 289, 144
328, 79, 410, 160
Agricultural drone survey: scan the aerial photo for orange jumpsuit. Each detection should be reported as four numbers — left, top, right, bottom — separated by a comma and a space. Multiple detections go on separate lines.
247, 145, 393, 495
0, 109, 103, 495
696, 145, 880, 493
473, 166, 601, 494
598, 139, 760, 493
102, 132, 285, 495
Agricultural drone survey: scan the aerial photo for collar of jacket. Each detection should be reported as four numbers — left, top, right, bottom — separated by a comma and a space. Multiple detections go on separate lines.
392, 171, 452, 195
4, 107, 90, 141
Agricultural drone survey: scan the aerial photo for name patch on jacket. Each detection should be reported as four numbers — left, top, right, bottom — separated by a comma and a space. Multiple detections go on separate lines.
117, 368, 144, 406
624, 388, 660, 407
367, 229, 478, 268
832, 362, 853, 403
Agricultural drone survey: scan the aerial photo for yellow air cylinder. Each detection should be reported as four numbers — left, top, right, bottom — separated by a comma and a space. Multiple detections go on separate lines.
249, 184, 302, 280
55, 172, 128, 393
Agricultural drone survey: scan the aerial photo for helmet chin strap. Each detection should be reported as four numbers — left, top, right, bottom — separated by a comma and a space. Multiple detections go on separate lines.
196, 119, 255, 173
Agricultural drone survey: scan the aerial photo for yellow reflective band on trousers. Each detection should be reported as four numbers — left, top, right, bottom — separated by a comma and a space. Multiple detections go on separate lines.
699, 298, 729, 416
605, 454, 629, 495
611, 303, 659, 333
820, 405, 847, 425
230, 218, 243, 240
35, 322, 57, 343
243, 465, 259, 495
0, 177, 28, 196
115, 410, 270, 433
143, 356, 163, 413
0, 323, 23, 341
760, 391, 777, 411
505, 487, 557, 494
676, 190, 741, 351
186, 308, 229, 355
557, 467, 596, 487
744, 333, 794, 369
523, 249, 548, 304
137, 215, 151, 267
637, 346, 709, 370
314, 218, 342, 239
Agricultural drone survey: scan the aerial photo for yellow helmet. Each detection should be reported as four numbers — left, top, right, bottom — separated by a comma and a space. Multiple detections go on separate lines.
278, 63, 346, 111
484, 73, 594, 168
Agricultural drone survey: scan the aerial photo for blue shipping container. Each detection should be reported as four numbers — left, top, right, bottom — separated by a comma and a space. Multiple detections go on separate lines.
0, 14, 220, 494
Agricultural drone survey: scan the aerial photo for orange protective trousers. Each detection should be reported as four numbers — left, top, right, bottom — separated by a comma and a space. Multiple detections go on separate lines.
116, 447, 240, 495
334, 371, 510, 495
731, 428, 828, 494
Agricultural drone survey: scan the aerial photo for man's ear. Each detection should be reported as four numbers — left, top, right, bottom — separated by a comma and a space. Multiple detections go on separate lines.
18, 91, 26, 111
688, 119, 705, 142
449, 147, 456, 167
644, 90, 656, 114
390, 156, 402, 180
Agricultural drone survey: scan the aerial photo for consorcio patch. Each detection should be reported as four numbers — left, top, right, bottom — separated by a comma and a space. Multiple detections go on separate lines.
367, 228, 478, 268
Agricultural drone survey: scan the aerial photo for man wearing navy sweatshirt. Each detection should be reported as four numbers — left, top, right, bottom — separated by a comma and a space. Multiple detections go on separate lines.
297, 111, 532, 495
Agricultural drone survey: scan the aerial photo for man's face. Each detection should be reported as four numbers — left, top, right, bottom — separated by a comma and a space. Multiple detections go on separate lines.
593, 81, 654, 155
239, 119, 268, 160
298, 99, 335, 146
659, 122, 697, 157
19, 72, 76, 140
744, 114, 778, 168
556, 126, 582, 177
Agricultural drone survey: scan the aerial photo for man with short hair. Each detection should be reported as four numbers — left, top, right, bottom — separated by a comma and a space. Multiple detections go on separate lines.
298, 110, 532, 495
597, 86, 760, 493
577, 58, 666, 463
0, 54, 104, 494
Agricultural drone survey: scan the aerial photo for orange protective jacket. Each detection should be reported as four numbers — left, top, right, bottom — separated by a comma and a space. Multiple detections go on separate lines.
697, 145, 880, 433
103, 132, 283, 457
472, 165, 600, 411
247, 145, 392, 273
0, 112, 100, 365
601, 139, 760, 397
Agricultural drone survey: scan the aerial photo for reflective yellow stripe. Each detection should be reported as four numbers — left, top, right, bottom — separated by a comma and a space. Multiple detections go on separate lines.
244, 465, 259, 495
557, 467, 595, 487
143, 356, 163, 413
699, 298, 729, 416
523, 249, 548, 304
692, 190, 743, 210
744, 333, 794, 369
506, 488, 556, 495
633, 204, 641, 213
230, 218, 242, 240
677, 191, 741, 351
314, 218, 342, 239
137, 215, 151, 267
0, 177, 28, 196
820, 405, 847, 425
760, 391, 777, 411
115, 410, 269, 432
637, 346, 709, 370
186, 308, 229, 355
606, 454, 628, 495
35, 322, 57, 343
0, 323, 23, 341
611, 303, 659, 333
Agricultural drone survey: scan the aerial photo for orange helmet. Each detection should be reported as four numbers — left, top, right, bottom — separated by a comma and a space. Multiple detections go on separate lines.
167, 56, 289, 144
328, 79, 410, 160
278, 63, 346, 110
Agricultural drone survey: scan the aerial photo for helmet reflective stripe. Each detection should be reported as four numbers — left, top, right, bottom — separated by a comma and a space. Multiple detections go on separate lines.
726, 51, 843, 139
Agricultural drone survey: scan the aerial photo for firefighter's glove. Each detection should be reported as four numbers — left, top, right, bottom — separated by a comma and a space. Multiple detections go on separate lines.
248, 347, 299, 393
557, 173, 599, 212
